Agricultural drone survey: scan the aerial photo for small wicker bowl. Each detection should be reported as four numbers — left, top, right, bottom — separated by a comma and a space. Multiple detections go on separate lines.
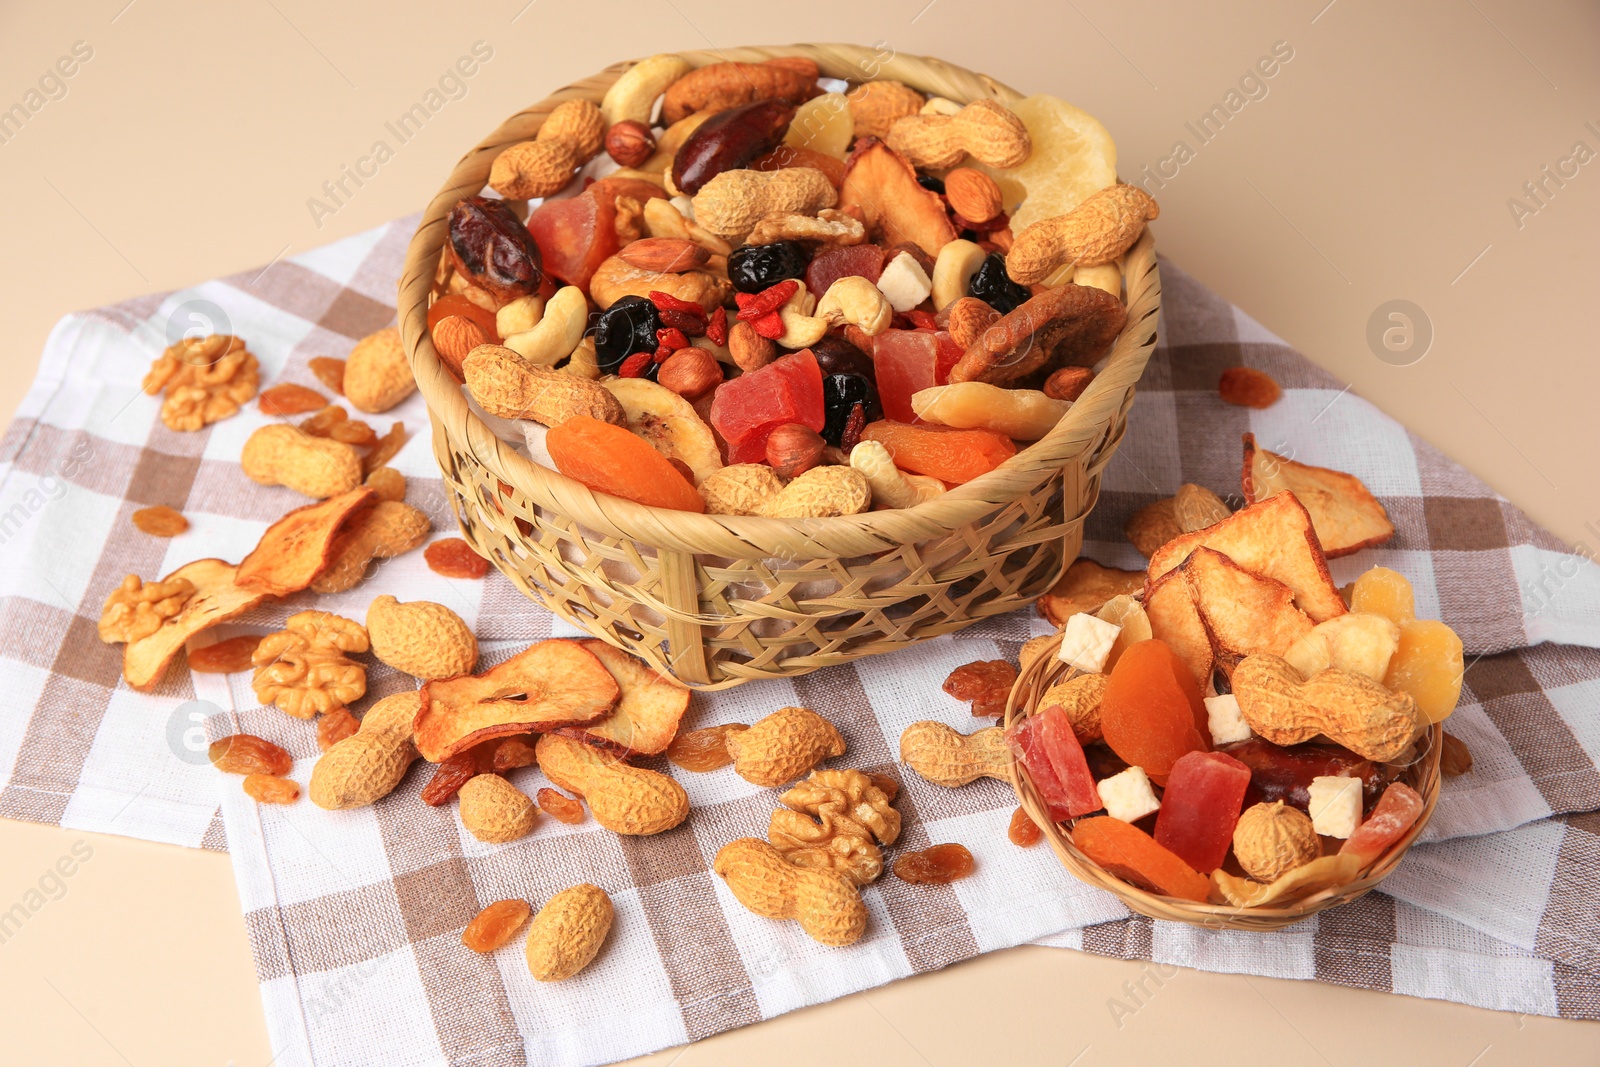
1004, 631, 1444, 931
398, 44, 1160, 689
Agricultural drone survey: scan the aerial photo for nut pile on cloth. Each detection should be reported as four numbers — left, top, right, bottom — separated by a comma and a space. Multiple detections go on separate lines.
0, 218, 1597, 1067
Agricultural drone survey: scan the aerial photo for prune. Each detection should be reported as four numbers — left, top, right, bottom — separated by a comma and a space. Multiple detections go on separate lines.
673, 100, 795, 196
916, 174, 946, 195
967, 251, 1030, 314
446, 196, 542, 302
809, 334, 875, 381
728, 240, 810, 294
820, 373, 881, 447
591, 295, 660, 372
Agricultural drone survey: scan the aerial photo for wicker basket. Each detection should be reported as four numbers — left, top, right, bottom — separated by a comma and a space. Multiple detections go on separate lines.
1004, 631, 1445, 930
397, 43, 1160, 689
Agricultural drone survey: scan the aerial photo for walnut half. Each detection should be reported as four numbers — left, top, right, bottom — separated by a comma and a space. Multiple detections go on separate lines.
252, 610, 369, 719
143, 334, 260, 432
97, 574, 195, 644
767, 769, 902, 886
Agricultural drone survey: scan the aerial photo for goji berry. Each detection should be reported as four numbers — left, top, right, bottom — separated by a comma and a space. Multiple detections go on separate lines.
904, 309, 938, 330
749, 311, 786, 340
734, 279, 798, 320
649, 290, 703, 315
658, 307, 706, 336
705, 306, 728, 346
655, 327, 690, 352
619, 352, 653, 378
840, 402, 867, 452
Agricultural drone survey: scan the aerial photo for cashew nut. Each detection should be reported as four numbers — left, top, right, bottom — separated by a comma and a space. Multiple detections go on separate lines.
501, 285, 587, 366
921, 96, 964, 117
1074, 262, 1123, 298
849, 440, 943, 509
931, 239, 986, 310
601, 53, 693, 126
775, 280, 827, 350
641, 197, 733, 256
496, 293, 545, 338
816, 276, 892, 336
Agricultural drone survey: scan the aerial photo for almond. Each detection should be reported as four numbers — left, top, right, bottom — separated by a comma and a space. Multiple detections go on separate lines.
618, 238, 711, 274
944, 296, 1001, 349
944, 167, 1003, 224
432, 315, 489, 381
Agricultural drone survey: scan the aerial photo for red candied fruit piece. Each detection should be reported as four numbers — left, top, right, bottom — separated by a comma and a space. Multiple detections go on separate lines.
933, 330, 963, 383
526, 190, 620, 291
1073, 816, 1212, 902
804, 244, 885, 299
1153, 750, 1251, 873
1006, 714, 1073, 822
1340, 781, 1425, 864
872, 329, 939, 423
1099, 639, 1209, 780
708, 348, 825, 463
1035, 705, 1102, 817
859, 420, 1016, 484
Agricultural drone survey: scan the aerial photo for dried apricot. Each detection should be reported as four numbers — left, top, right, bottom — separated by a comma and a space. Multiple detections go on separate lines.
893, 843, 975, 884
309, 357, 346, 394
1073, 816, 1210, 901
362, 422, 408, 475
132, 505, 189, 537
537, 787, 585, 824
942, 659, 1018, 717
425, 538, 490, 579
1218, 366, 1280, 409
860, 420, 1016, 484
210, 734, 292, 776
1008, 807, 1042, 847
491, 736, 539, 771
462, 898, 531, 953
316, 706, 360, 751
547, 416, 704, 511
1099, 639, 1208, 779
188, 635, 262, 674
260, 383, 328, 416
243, 774, 300, 804
666, 723, 749, 772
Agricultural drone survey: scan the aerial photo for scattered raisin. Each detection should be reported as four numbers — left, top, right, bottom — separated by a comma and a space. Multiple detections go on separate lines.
330, 419, 378, 446
666, 724, 749, 772
131, 504, 189, 537
309, 357, 346, 394
462, 898, 531, 953
209, 734, 292, 776
362, 422, 408, 475
1217, 366, 1281, 409
243, 774, 300, 804
316, 707, 360, 751
1440, 731, 1473, 777
425, 538, 490, 579
259, 383, 328, 416
893, 843, 975, 884
491, 736, 539, 772
299, 405, 349, 437
537, 787, 585, 824
365, 467, 406, 503
942, 660, 1019, 717
189, 635, 262, 674
1008, 807, 1043, 847
420, 750, 481, 806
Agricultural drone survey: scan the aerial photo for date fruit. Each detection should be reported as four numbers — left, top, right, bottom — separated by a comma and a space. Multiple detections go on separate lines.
446, 196, 543, 303
673, 100, 796, 196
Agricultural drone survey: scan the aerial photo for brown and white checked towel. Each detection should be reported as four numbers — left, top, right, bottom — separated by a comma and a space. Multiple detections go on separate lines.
0, 220, 1597, 1065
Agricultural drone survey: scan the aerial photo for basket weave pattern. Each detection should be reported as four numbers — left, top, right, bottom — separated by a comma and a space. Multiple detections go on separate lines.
1004, 630, 1445, 930
398, 44, 1161, 688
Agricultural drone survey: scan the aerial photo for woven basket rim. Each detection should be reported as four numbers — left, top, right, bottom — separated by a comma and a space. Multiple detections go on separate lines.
1003, 630, 1445, 930
395, 43, 1161, 560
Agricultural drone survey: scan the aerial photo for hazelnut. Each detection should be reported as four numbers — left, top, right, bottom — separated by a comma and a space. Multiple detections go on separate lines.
605, 120, 656, 168
764, 423, 825, 480
656, 347, 723, 399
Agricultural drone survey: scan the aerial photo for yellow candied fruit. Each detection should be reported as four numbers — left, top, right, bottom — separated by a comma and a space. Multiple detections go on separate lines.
1351, 566, 1415, 624
1385, 619, 1464, 723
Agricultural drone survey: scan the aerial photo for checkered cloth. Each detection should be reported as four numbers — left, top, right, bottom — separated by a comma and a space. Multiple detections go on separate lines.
1, 219, 1597, 1067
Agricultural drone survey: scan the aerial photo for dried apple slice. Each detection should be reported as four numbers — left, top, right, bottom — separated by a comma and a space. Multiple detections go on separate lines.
838, 137, 957, 258
1142, 569, 1213, 691
1211, 853, 1362, 908
563, 639, 691, 756
1242, 434, 1394, 558
414, 639, 620, 762
1180, 547, 1314, 664
236, 487, 376, 596
123, 559, 270, 692
1037, 558, 1144, 627
1148, 492, 1346, 623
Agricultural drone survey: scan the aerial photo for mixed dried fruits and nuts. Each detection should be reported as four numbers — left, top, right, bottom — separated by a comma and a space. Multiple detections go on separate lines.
431, 55, 1153, 516
905, 423, 1472, 907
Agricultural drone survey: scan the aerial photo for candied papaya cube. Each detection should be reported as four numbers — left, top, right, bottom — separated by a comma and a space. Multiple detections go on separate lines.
546, 416, 705, 512
1099, 639, 1209, 778
1006, 714, 1073, 822
709, 349, 825, 464
1340, 781, 1425, 864
873, 329, 940, 423
1351, 566, 1415, 624
1037, 705, 1103, 817
1073, 816, 1212, 902
860, 420, 1016, 484
1154, 750, 1250, 873
1385, 619, 1463, 723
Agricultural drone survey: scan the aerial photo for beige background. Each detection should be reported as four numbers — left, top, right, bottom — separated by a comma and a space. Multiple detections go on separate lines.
1, 0, 1596, 1063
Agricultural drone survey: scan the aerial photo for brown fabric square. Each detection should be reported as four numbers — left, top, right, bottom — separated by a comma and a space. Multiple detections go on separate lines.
619, 820, 707, 888
1468, 653, 1600, 811
634, 873, 762, 1042
1425, 496, 1510, 552
1081, 915, 1154, 959
395, 857, 482, 944
319, 287, 395, 341
276, 882, 409, 975
1313, 891, 1395, 989
410, 934, 524, 1064
224, 261, 342, 325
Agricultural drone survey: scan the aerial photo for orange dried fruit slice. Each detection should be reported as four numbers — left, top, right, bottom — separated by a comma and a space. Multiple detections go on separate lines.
547, 416, 704, 511
1242, 434, 1394, 557
563, 639, 691, 756
1037, 558, 1144, 627
123, 559, 270, 692
235, 487, 376, 597
1179, 546, 1314, 661
860, 420, 1015, 485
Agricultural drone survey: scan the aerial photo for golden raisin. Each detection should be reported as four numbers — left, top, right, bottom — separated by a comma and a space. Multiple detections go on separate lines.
259, 383, 328, 416
425, 538, 490, 579
309, 357, 346, 395
1217, 366, 1281, 409
209, 734, 292, 776
462, 899, 531, 953
942, 660, 1018, 717
316, 706, 360, 751
365, 467, 406, 503
537, 787, 585, 824
666, 723, 750, 772
1440, 731, 1473, 777
243, 774, 300, 804
132, 505, 189, 537
189, 635, 263, 674
893, 843, 975, 884
299, 404, 349, 437
330, 419, 378, 446
491, 736, 539, 772
420, 750, 482, 806
1008, 807, 1042, 847
362, 422, 408, 475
